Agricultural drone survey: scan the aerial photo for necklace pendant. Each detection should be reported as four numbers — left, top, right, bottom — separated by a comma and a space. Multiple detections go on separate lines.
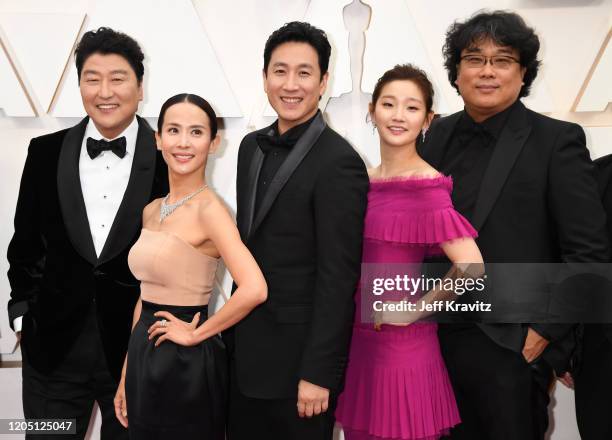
159, 184, 208, 222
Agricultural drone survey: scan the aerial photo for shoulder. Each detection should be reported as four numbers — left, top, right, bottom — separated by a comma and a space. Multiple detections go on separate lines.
197, 190, 234, 226
429, 111, 462, 131
240, 124, 272, 147
136, 115, 154, 134
237, 126, 270, 163
142, 198, 162, 226
594, 154, 612, 189
595, 153, 612, 170
28, 128, 71, 154
526, 108, 583, 136
317, 125, 364, 163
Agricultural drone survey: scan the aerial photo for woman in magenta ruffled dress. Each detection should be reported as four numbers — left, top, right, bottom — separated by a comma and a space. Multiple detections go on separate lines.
335, 64, 483, 440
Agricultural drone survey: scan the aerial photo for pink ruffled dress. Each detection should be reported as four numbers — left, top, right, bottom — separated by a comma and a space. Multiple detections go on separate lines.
335, 175, 477, 440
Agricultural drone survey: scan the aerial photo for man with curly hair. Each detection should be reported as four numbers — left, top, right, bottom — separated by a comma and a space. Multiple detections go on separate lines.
420, 10, 609, 440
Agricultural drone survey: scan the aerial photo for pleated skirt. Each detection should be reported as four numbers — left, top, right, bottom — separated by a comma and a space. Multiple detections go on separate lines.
126, 300, 228, 440
335, 323, 460, 440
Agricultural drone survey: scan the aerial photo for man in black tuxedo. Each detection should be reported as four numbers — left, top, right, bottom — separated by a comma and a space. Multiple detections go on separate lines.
574, 154, 612, 440
7, 28, 167, 439
419, 11, 610, 440
225, 22, 368, 440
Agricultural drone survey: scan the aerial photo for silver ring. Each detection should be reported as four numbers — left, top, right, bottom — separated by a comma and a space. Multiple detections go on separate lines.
160, 319, 167, 328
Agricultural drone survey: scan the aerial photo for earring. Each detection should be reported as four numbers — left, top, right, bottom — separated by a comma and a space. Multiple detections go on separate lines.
372, 122, 377, 134
421, 127, 428, 142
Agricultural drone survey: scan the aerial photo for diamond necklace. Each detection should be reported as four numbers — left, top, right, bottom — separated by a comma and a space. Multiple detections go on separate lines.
160, 184, 207, 222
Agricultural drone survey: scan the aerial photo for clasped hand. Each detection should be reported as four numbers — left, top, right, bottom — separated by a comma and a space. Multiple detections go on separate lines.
297, 379, 329, 418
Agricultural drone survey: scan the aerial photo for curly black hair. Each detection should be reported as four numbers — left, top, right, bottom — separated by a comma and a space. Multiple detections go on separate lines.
75, 27, 145, 84
443, 10, 540, 98
263, 21, 331, 78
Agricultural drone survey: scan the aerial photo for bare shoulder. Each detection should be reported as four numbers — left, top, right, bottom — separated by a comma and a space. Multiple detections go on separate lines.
142, 198, 162, 227
367, 166, 379, 179
415, 158, 442, 178
419, 166, 442, 178
197, 190, 234, 226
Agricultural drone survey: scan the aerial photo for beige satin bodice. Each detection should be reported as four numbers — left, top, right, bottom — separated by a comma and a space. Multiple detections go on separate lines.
128, 228, 218, 306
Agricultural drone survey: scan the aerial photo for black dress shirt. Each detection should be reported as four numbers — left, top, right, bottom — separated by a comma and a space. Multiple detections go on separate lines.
254, 114, 317, 211
440, 100, 519, 222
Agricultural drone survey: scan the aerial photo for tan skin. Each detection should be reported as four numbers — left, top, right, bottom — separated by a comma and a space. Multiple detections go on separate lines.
79, 53, 143, 139
113, 102, 267, 427
455, 39, 550, 363
263, 41, 328, 135
369, 79, 484, 324
263, 41, 331, 419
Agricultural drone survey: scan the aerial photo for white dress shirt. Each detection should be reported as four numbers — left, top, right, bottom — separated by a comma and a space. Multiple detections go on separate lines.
79, 117, 138, 256
14, 117, 138, 333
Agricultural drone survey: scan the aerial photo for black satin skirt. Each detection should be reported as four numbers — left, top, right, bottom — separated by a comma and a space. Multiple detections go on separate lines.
126, 300, 228, 440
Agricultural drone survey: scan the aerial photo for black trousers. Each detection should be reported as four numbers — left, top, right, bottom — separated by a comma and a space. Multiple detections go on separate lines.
439, 324, 552, 440
575, 324, 612, 440
21, 306, 128, 440
227, 360, 336, 440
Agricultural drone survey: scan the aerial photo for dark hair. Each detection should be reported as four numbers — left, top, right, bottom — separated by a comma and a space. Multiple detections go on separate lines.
75, 27, 145, 84
371, 64, 434, 113
443, 10, 540, 98
263, 21, 331, 78
157, 94, 218, 138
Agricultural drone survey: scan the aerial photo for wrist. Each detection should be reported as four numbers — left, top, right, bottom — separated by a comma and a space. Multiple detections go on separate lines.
189, 329, 200, 346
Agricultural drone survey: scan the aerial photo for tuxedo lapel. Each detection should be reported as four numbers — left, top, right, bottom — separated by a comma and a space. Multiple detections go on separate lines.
98, 116, 157, 265
419, 112, 461, 169
57, 117, 97, 265
248, 111, 326, 240
238, 143, 264, 241
472, 102, 532, 231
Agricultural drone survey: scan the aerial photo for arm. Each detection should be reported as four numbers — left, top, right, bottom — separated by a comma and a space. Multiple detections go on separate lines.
531, 123, 610, 343
113, 297, 142, 428
148, 198, 267, 346
298, 152, 368, 393
7, 140, 45, 338
376, 237, 484, 327
114, 202, 157, 427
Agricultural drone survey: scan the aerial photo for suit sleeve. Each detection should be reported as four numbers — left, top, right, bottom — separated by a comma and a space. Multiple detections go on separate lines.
7, 140, 46, 330
298, 150, 368, 391
531, 123, 611, 342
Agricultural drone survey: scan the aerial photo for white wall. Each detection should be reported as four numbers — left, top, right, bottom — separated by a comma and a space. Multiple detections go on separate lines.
1, 1, 611, 439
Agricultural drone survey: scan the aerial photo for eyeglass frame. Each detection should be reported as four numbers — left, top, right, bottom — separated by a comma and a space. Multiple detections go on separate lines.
459, 54, 521, 69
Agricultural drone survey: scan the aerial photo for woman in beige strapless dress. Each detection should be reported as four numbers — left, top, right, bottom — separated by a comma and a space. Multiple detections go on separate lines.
113, 94, 267, 440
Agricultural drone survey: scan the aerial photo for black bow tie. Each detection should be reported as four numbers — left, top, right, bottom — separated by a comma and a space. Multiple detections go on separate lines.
256, 132, 295, 154
86, 136, 127, 159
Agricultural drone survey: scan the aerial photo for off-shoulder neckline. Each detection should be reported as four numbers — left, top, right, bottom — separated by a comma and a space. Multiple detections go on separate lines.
369, 174, 452, 184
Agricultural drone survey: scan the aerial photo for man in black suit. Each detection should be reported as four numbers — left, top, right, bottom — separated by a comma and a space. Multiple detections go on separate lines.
7, 28, 167, 439
419, 11, 610, 440
225, 21, 368, 440
573, 154, 612, 440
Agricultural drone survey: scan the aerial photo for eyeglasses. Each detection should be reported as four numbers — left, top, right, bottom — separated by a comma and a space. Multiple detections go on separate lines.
460, 55, 520, 70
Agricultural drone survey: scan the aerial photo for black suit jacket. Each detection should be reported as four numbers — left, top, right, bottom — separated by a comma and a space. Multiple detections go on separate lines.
225, 112, 368, 399
594, 153, 612, 342
7, 116, 168, 381
420, 101, 610, 372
